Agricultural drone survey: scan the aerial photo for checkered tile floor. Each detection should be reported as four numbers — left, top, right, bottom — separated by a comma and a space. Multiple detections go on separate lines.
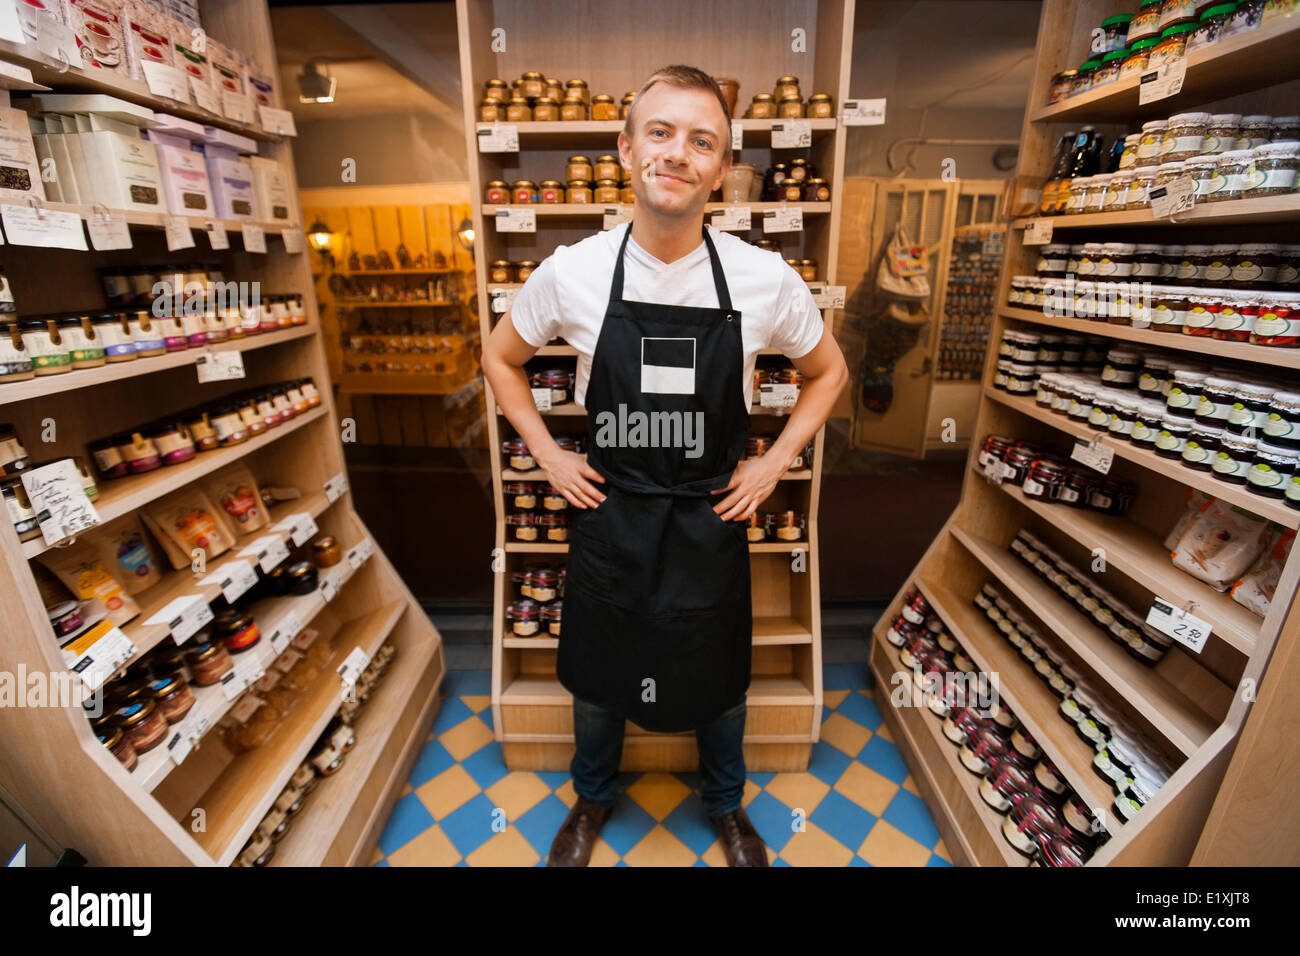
370, 663, 952, 866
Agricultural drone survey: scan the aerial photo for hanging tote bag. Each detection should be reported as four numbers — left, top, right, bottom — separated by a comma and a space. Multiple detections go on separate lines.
876, 222, 931, 301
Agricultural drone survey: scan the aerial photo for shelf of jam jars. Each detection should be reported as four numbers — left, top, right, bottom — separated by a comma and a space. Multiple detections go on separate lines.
0, 325, 316, 407
984, 385, 1299, 528
912, 574, 1116, 815
1013, 192, 1300, 230
335, 300, 466, 309
0, 38, 285, 144
268, 610, 438, 867
997, 307, 1300, 371
183, 599, 407, 866
947, 526, 1220, 758
19, 406, 330, 560
971, 466, 1260, 655
1030, 12, 1300, 125
867, 634, 1030, 867
337, 268, 464, 277
474, 117, 840, 150
480, 201, 833, 218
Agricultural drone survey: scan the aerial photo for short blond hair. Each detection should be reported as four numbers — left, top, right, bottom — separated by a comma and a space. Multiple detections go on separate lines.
624, 65, 732, 162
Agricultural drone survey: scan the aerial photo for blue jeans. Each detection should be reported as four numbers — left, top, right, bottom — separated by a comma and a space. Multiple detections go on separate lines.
570, 694, 748, 818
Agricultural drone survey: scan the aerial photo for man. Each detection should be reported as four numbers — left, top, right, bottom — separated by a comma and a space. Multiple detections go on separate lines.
481, 65, 848, 867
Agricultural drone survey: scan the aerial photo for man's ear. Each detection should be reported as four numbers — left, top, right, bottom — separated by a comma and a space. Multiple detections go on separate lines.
617, 130, 630, 170
713, 152, 733, 191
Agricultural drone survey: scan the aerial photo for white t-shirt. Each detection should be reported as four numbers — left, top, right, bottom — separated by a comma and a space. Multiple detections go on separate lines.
509, 222, 824, 408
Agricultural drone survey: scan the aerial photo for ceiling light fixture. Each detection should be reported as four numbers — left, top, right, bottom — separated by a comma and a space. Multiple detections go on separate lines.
297, 60, 337, 104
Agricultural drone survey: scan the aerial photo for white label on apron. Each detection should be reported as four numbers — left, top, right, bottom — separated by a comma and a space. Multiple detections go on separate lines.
640, 337, 696, 394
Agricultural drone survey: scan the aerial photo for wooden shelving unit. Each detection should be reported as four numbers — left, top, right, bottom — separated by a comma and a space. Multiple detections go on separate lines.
0, 0, 446, 866
457, 0, 854, 771
873, 0, 1300, 866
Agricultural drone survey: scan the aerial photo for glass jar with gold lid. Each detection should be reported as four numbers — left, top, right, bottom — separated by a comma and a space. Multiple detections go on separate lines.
620, 92, 636, 120
620, 183, 635, 204
788, 158, 811, 181
482, 78, 510, 101
594, 155, 620, 181
566, 155, 593, 181
506, 97, 532, 122
748, 93, 775, 119
775, 75, 800, 100
566, 180, 592, 203
807, 93, 833, 118
512, 180, 537, 203
594, 180, 621, 203
592, 94, 618, 121
532, 97, 559, 122
564, 79, 590, 104
485, 180, 509, 204
539, 180, 564, 203
545, 77, 564, 100
519, 71, 545, 99
560, 98, 587, 121
490, 261, 515, 284
516, 260, 539, 281
778, 94, 804, 118
479, 99, 505, 123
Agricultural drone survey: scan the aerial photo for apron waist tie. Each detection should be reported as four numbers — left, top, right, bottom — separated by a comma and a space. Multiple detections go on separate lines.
590, 460, 732, 499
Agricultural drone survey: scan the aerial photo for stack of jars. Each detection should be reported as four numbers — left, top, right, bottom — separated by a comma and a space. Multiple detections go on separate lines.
485, 153, 634, 206
760, 158, 831, 202
886, 587, 1105, 864
488, 259, 542, 284
978, 433, 1137, 516
974, 572, 1173, 829
85, 378, 320, 483
739, 75, 834, 120
743, 433, 816, 471
478, 74, 633, 123
992, 328, 1109, 397
745, 510, 806, 543
506, 563, 565, 639
500, 435, 582, 473
504, 471, 572, 546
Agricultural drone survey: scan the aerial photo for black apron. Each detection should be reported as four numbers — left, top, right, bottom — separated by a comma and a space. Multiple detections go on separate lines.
558, 223, 752, 733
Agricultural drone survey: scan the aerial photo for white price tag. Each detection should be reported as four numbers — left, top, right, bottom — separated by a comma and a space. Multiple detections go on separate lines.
763, 207, 803, 234
20, 459, 100, 545
494, 208, 536, 233
771, 120, 812, 149
273, 512, 318, 547
358, 538, 375, 562
1023, 218, 1054, 245
711, 206, 751, 232
337, 646, 371, 688
0, 205, 87, 251
239, 535, 290, 573
325, 472, 350, 503
166, 726, 195, 764
219, 669, 245, 701
62, 622, 137, 697
490, 288, 519, 314
86, 214, 132, 251
1146, 598, 1212, 654
319, 572, 338, 603
1071, 437, 1114, 474
602, 205, 633, 230
190, 78, 220, 115
201, 559, 258, 603
221, 91, 255, 125
1149, 177, 1196, 219
731, 123, 743, 152
531, 386, 552, 412
840, 98, 887, 126
141, 62, 190, 102
476, 123, 519, 152
982, 459, 1005, 485
241, 223, 266, 253
233, 652, 265, 688
809, 284, 846, 309
269, 609, 303, 655
1138, 59, 1187, 105
347, 545, 364, 570
259, 106, 297, 136
759, 383, 799, 409
35, 19, 80, 67
163, 215, 195, 251
206, 221, 229, 250
281, 228, 305, 254
195, 349, 245, 383
146, 594, 213, 646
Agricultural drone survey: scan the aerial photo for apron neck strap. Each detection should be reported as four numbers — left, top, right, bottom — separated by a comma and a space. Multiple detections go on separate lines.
610, 222, 734, 314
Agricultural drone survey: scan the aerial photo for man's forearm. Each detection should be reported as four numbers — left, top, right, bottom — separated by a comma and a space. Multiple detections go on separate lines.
482, 355, 563, 466
769, 368, 848, 467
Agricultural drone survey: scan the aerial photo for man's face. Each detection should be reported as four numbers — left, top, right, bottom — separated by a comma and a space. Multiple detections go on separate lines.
618, 83, 731, 217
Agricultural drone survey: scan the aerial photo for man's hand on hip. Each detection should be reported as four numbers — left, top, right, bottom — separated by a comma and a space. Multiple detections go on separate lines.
536, 449, 607, 510
711, 455, 785, 521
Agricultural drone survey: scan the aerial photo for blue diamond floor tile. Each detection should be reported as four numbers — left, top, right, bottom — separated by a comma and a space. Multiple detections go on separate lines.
883, 788, 941, 849
431, 697, 474, 735
437, 793, 499, 858
742, 790, 798, 853
806, 740, 854, 787
927, 853, 953, 867
598, 800, 658, 857
378, 792, 436, 856
859, 735, 909, 785
810, 789, 877, 851
407, 739, 457, 789
459, 740, 509, 790
835, 691, 883, 731
515, 794, 572, 858
662, 802, 721, 857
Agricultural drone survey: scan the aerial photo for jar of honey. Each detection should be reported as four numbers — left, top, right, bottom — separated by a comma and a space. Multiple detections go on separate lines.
594, 180, 621, 203
480, 100, 504, 122
806, 93, 833, 118
748, 93, 775, 119
483, 79, 510, 101
565, 155, 593, 181
592, 94, 618, 121
566, 180, 593, 203
803, 178, 830, 202
519, 71, 545, 99
539, 180, 564, 203
778, 95, 804, 118
532, 97, 559, 121
512, 180, 537, 203
485, 180, 510, 204
619, 92, 636, 120
506, 97, 532, 122
516, 260, 538, 281
560, 98, 587, 121
490, 260, 515, 284
775, 75, 801, 100
564, 79, 590, 104
593, 155, 621, 181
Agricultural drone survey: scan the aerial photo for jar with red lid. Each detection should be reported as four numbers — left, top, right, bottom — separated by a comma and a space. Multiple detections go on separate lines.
1002, 446, 1037, 484
504, 481, 540, 509
1034, 758, 1069, 797
506, 599, 541, 637
1057, 467, 1096, 507
528, 568, 559, 602
884, 615, 925, 648
1022, 458, 1068, 501
977, 435, 1014, 474
1036, 834, 1090, 867
507, 512, 539, 542
555, 435, 582, 455
529, 369, 572, 405
942, 706, 989, 746
766, 510, 805, 542
502, 437, 534, 471
111, 700, 168, 755
148, 674, 196, 724
899, 630, 939, 672
542, 483, 568, 511
979, 762, 1035, 813
541, 601, 562, 637
538, 513, 569, 542
960, 727, 1010, 776
900, 590, 930, 626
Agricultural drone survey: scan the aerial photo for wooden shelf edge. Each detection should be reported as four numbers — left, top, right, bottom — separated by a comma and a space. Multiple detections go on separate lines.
198, 598, 408, 866
997, 307, 1300, 371
1011, 193, 1300, 230
0, 326, 315, 408
948, 525, 1219, 757
22, 406, 330, 560
974, 464, 1259, 656
983, 386, 1300, 530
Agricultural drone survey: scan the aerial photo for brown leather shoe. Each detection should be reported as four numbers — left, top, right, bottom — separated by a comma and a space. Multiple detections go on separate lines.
713, 808, 770, 866
546, 796, 614, 867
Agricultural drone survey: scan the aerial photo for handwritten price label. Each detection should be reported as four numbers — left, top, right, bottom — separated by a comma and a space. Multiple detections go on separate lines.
711, 206, 751, 232
476, 123, 519, 152
771, 120, 812, 149
494, 208, 536, 233
1146, 598, 1211, 653
1149, 177, 1196, 219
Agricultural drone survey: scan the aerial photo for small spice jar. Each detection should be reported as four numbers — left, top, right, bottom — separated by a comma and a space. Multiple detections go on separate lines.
507, 599, 541, 637
313, 535, 343, 567
214, 607, 261, 654
112, 700, 168, 755
148, 673, 196, 724
503, 438, 533, 471
538, 513, 568, 542
566, 180, 593, 204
